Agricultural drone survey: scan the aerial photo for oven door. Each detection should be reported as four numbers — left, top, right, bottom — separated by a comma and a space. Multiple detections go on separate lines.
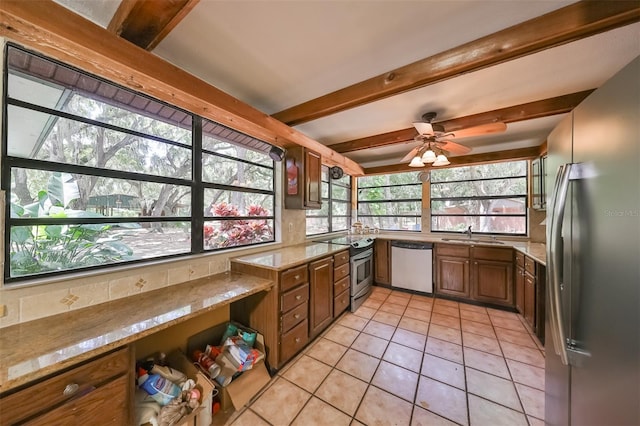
351, 248, 373, 297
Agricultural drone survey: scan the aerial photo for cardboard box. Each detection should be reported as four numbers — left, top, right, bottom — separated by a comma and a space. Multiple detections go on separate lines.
167, 350, 215, 426
187, 322, 272, 412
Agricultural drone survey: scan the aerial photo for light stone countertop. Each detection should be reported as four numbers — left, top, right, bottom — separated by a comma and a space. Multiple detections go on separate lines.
0, 272, 273, 393
231, 242, 351, 271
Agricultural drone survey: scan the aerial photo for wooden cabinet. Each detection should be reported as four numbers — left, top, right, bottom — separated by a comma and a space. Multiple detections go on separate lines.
374, 239, 391, 285
333, 250, 350, 317
515, 252, 525, 314
514, 251, 546, 343
284, 146, 322, 209
435, 244, 470, 298
0, 346, 133, 425
309, 257, 334, 338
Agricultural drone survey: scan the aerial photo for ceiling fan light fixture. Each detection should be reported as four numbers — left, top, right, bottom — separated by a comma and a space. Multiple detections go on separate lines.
432, 154, 450, 167
409, 156, 425, 167
421, 149, 437, 163
413, 122, 434, 135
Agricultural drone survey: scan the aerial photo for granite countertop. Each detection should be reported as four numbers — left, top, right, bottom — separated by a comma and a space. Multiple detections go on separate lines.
0, 272, 273, 393
231, 242, 350, 271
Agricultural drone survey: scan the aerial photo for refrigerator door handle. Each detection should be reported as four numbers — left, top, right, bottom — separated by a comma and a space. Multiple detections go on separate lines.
548, 163, 572, 365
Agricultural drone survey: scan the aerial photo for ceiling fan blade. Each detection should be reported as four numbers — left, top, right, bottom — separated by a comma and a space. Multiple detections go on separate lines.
436, 140, 472, 155
401, 146, 421, 163
412, 121, 434, 135
446, 122, 507, 139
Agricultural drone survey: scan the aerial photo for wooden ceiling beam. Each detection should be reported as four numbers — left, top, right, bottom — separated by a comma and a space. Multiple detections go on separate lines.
273, 1, 640, 126
363, 147, 540, 176
108, 0, 200, 50
0, 0, 363, 176
330, 90, 594, 153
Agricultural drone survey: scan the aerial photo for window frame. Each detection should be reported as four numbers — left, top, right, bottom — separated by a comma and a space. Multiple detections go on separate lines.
2, 44, 276, 283
305, 165, 352, 236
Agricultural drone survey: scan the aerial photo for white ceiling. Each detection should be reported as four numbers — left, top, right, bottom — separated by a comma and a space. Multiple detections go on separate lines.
54, 0, 640, 169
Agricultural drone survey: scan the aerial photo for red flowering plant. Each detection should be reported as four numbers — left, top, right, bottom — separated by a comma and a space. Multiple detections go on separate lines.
204, 202, 273, 249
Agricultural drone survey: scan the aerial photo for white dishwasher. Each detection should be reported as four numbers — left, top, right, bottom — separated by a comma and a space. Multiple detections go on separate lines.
391, 241, 433, 293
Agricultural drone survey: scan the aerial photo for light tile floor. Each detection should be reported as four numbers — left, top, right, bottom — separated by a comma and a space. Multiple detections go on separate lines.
226, 287, 545, 426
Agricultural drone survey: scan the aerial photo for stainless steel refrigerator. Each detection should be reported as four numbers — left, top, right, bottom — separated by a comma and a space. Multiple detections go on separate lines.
545, 56, 639, 425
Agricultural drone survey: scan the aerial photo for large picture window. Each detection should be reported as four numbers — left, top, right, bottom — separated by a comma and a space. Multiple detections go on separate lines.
2, 45, 275, 282
306, 165, 351, 235
430, 161, 527, 235
357, 171, 421, 231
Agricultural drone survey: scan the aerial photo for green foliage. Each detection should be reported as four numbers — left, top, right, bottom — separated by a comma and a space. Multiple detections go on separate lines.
9, 172, 135, 277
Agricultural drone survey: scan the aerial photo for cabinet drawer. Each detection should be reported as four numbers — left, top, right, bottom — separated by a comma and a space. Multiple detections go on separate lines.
436, 243, 470, 257
515, 251, 525, 267
0, 346, 131, 425
524, 256, 536, 276
280, 319, 308, 362
281, 301, 308, 333
281, 265, 308, 292
334, 289, 350, 315
472, 247, 513, 262
281, 283, 309, 312
334, 275, 350, 294
334, 250, 350, 267
334, 263, 350, 282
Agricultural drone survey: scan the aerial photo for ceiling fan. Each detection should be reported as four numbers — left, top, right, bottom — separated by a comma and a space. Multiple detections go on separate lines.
402, 112, 507, 167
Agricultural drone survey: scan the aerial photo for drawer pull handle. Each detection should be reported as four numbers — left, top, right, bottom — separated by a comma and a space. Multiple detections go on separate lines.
295, 295, 302, 300
294, 274, 300, 280
295, 337, 301, 343
294, 314, 300, 319
63, 383, 79, 397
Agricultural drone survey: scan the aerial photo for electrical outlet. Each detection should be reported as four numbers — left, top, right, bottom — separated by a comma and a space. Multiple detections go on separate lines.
288, 222, 293, 233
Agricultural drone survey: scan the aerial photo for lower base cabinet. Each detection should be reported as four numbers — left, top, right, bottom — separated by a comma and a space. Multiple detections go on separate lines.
309, 257, 334, 338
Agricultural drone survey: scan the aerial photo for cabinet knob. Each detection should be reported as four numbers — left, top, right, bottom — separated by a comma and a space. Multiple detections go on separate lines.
465, 261, 469, 264
295, 337, 301, 343
294, 274, 300, 280
474, 262, 478, 265
295, 295, 302, 300
294, 314, 300, 319
63, 383, 79, 397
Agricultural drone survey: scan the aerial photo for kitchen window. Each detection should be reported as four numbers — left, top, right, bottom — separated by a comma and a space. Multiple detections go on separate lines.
357, 171, 421, 231
305, 165, 352, 235
2, 44, 275, 282
430, 160, 527, 235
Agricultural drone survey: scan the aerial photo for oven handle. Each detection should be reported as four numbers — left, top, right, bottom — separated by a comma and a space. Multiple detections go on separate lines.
351, 248, 373, 262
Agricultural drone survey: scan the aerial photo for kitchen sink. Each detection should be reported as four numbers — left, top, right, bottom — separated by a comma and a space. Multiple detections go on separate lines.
441, 237, 505, 245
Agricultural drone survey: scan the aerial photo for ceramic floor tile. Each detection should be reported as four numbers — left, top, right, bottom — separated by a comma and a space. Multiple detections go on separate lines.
421, 354, 466, 390
398, 316, 430, 335
428, 324, 462, 345
351, 420, 366, 426
371, 360, 419, 402
433, 305, 461, 318
379, 302, 407, 316
282, 355, 332, 393
315, 369, 368, 416
383, 341, 424, 373
527, 415, 545, 426
462, 331, 503, 356
362, 320, 396, 340
230, 409, 270, 426
373, 286, 392, 295
362, 298, 383, 310
407, 298, 433, 312
487, 308, 520, 319
250, 378, 311, 425
355, 385, 413, 426
324, 324, 360, 347
411, 406, 459, 426
291, 396, 352, 426
458, 303, 487, 314
369, 291, 389, 302
467, 394, 528, 426
431, 313, 461, 329
392, 328, 427, 351
463, 347, 511, 379
459, 309, 492, 324
338, 313, 370, 331
387, 294, 411, 306
403, 307, 432, 321
373, 310, 402, 327
466, 367, 522, 412
434, 298, 459, 308
353, 305, 377, 319
500, 341, 545, 368
411, 294, 434, 303
351, 332, 389, 358
490, 316, 528, 332
425, 337, 463, 364
415, 376, 468, 426
506, 358, 545, 390
305, 337, 349, 366
460, 319, 496, 338
494, 326, 537, 348
336, 348, 380, 382
515, 383, 545, 419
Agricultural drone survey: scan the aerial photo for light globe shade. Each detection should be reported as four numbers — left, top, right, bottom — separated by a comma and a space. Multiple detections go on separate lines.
421, 149, 437, 163
433, 154, 450, 166
409, 156, 425, 167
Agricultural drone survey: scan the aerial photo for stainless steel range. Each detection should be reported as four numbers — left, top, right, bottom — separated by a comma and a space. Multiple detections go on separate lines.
314, 236, 374, 312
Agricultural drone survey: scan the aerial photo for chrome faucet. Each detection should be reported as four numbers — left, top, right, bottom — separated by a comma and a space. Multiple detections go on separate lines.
465, 225, 473, 239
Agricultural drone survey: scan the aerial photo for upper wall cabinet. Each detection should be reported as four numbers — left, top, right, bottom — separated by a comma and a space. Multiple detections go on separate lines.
285, 146, 322, 209
531, 155, 547, 210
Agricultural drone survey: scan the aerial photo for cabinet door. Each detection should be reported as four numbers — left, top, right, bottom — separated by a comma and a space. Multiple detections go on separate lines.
309, 257, 333, 337
305, 149, 322, 208
374, 239, 391, 285
524, 273, 536, 328
472, 259, 514, 306
515, 265, 525, 314
435, 255, 470, 298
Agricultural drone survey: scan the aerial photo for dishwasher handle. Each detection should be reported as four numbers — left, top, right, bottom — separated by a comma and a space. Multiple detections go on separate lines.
390, 241, 433, 250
